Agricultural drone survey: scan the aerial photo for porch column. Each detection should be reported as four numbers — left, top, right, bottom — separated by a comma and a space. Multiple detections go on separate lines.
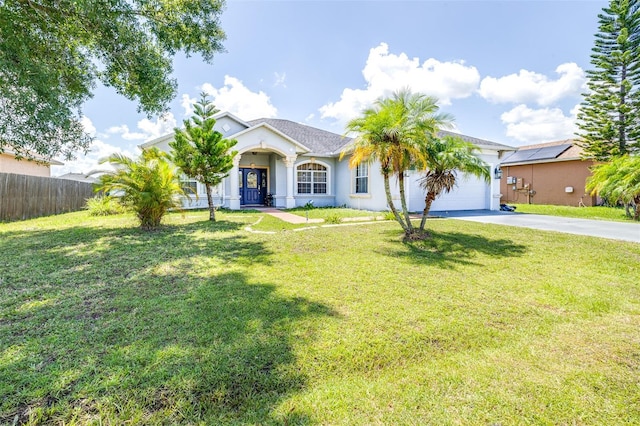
229, 154, 241, 210
283, 155, 297, 209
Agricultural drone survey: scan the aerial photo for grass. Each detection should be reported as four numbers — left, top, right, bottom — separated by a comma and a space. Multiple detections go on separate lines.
512, 203, 633, 222
284, 206, 384, 221
1, 210, 639, 424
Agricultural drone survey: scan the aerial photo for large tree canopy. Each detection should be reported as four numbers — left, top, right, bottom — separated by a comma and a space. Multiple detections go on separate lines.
576, 0, 640, 160
0, 0, 226, 161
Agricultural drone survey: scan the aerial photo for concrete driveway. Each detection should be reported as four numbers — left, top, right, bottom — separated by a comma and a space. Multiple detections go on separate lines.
431, 210, 640, 243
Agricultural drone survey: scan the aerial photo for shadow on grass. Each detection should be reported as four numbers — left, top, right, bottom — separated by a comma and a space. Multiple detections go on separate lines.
380, 228, 527, 269
1, 221, 333, 424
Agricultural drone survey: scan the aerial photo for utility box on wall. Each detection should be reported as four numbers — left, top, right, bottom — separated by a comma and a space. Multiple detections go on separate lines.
506, 176, 515, 184
516, 178, 524, 189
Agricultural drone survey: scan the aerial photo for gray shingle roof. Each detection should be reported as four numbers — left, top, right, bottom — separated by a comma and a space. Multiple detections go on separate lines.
245, 119, 513, 156
247, 118, 351, 155
439, 130, 515, 150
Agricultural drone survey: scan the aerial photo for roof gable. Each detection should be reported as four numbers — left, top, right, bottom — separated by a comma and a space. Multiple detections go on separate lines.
247, 118, 350, 156
231, 122, 313, 154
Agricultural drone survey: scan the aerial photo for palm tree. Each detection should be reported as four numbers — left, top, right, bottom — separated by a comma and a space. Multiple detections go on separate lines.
342, 89, 453, 237
418, 135, 490, 231
94, 147, 186, 230
586, 155, 640, 220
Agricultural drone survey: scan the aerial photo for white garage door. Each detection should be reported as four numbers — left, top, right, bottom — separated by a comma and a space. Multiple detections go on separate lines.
408, 172, 488, 212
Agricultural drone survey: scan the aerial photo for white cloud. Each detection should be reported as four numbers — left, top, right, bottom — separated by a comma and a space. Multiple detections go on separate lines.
319, 43, 480, 124
500, 104, 578, 144
479, 63, 585, 106
181, 94, 196, 117
137, 113, 177, 139
192, 75, 278, 120
80, 116, 96, 137
52, 138, 138, 176
106, 125, 147, 141
106, 114, 177, 141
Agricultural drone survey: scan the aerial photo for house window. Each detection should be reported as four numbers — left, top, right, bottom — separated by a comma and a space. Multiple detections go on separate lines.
297, 163, 327, 194
180, 177, 198, 195
355, 163, 368, 194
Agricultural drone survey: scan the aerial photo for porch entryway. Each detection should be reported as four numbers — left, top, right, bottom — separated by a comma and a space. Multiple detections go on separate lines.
239, 167, 267, 206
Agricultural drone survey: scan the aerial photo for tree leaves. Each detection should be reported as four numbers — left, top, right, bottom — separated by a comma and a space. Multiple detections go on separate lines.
0, 0, 227, 160
577, 0, 640, 159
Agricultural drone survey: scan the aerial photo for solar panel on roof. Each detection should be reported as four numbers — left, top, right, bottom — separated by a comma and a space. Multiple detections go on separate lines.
532, 144, 571, 161
501, 150, 533, 163
501, 144, 571, 164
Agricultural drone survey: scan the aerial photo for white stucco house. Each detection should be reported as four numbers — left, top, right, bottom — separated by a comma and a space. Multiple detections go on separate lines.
141, 112, 515, 212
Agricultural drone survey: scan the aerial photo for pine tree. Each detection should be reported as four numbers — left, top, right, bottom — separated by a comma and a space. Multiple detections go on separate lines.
577, 0, 640, 160
170, 93, 238, 221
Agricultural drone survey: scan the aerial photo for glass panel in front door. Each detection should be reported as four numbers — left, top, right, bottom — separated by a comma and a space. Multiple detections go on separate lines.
247, 172, 258, 189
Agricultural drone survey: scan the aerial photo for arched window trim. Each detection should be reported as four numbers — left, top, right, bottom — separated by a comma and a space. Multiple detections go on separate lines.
295, 160, 331, 195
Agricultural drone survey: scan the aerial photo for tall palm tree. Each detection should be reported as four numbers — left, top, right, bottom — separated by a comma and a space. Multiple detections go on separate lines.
418, 135, 490, 231
342, 89, 453, 237
94, 147, 186, 230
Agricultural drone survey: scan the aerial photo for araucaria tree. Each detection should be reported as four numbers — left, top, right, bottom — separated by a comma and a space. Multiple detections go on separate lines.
94, 148, 186, 230
0, 0, 226, 161
170, 93, 238, 222
576, 0, 640, 159
342, 89, 453, 238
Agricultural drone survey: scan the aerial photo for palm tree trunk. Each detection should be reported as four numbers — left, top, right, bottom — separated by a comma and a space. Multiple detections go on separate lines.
205, 183, 216, 221
383, 172, 408, 233
398, 172, 414, 234
419, 191, 437, 231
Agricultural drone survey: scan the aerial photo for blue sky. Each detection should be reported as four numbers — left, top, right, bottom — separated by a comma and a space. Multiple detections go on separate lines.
54, 0, 607, 175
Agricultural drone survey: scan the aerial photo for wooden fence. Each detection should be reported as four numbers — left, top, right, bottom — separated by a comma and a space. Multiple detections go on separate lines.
0, 173, 95, 222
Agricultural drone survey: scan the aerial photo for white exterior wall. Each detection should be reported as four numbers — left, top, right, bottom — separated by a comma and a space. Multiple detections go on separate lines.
292, 157, 336, 208
143, 114, 508, 212
216, 116, 248, 137
336, 156, 399, 212
407, 150, 501, 212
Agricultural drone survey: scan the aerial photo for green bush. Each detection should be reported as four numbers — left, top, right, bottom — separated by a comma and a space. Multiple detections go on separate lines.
325, 213, 342, 224
85, 195, 127, 216
383, 210, 396, 221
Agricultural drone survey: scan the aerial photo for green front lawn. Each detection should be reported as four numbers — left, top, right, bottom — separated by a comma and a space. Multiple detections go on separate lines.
512, 203, 632, 222
284, 206, 384, 220
1, 210, 639, 424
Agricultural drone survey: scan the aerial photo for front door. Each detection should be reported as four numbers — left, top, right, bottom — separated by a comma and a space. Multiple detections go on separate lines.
240, 168, 267, 205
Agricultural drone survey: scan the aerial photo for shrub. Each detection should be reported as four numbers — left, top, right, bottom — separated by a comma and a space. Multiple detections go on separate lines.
85, 196, 127, 216
325, 213, 342, 224
383, 210, 396, 221
94, 148, 186, 230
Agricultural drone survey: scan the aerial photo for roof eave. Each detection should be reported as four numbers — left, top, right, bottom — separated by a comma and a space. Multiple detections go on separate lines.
501, 156, 587, 167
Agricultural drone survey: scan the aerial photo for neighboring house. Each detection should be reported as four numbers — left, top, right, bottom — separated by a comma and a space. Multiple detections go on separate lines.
56, 173, 98, 184
0, 150, 63, 177
142, 112, 514, 212
499, 140, 596, 207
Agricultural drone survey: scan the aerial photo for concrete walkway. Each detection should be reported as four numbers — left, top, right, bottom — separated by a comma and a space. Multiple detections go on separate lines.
432, 210, 640, 243
260, 208, 324, 224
